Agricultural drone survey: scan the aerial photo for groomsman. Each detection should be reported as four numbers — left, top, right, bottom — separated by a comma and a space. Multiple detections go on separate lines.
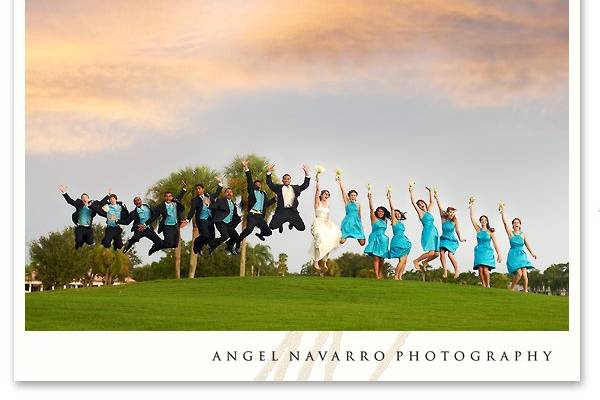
266, 163, 310, 233
238, 160, 276, 242
59, 184, 98, 249
145, 184, 188, 255
182, 177, 223, 255
121, 196, 164, 255
208, 188, 241, 255
93, 191, 130, 250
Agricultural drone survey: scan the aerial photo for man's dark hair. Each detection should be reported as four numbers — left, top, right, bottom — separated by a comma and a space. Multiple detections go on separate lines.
109, 194, 118, 200
195, 184, 204, 189
164, 191, 173, 196
80, 193, 88, 199
254, 179, 262, 185
282, 174, 291, 180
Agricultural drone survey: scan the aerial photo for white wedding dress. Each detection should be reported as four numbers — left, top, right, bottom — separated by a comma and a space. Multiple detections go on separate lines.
309, 206, 342, 262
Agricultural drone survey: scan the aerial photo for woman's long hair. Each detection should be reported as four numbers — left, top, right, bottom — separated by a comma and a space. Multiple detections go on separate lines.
375, 206, 391, 220
480, 215, 495, 232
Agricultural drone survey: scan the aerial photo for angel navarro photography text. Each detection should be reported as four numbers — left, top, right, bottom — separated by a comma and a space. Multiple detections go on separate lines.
211, 349, 553, 363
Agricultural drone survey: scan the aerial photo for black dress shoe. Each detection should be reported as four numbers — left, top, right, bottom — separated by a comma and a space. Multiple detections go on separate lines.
278, 226, 283, 233
255, 233, 265, 241
288, 223, 293, 230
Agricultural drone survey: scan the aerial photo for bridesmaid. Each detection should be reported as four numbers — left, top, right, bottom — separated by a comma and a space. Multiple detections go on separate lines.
500, 204, 538, 292
363, 191, 390, 280
409, 185, 439, 271
468, 199, 502, 288
387, 191, 412, 280
336, 175, 366, 246
434, 191, 466, 279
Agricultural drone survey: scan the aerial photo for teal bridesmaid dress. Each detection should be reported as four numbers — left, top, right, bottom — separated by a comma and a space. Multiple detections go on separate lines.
420, 211, 439, 251
473, 230, 495, 270
364, 219, 390, 258
389, 221, 412, 258
439, 220, 459, 254
341, 201, 366, 240
506, 232, 533, 274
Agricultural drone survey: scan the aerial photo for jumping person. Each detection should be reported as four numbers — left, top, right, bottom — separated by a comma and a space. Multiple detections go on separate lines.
93, 191, 130, 250
58, 184, 98, 249
309, 172, 342, 273
387, 192, 412, 280
208, 188, 242, 255
238, 160, 276, 243
409, 185, 439, 272
266, 163, 310, 233
336, 175, 366, 246
499, 204, 537, 292
182, 177, 223, 255
434, 191, 466, 279
121, 196, 164, 255
145, 184, 188, 255
468, 199, 501, 288
363, 191, 390, 280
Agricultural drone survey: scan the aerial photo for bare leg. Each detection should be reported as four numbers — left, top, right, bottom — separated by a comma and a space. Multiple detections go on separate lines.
448, 252, 460, 279
510, 269, 523, 290
373, 257, 380, 279
440, 249, 448, 278
313, 260, 321, 272
340, 238, 346, 244
412, 251, 436, 271
482, 267, 490, 287
522, 268, 529, 292
395, 256, 408, 280
477, 267, 485, 286
358, 239, 366, 246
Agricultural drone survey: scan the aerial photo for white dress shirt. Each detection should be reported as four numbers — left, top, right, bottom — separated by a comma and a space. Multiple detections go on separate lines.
282, 185, 295, 208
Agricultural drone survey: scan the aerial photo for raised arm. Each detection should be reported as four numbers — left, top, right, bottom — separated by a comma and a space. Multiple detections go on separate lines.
523, 235, 537, 259
368, 191, 376, 224
266, 163, 278, 192
426, 187, 435, 211
469, 201, 481, 232
212, 177, 223, 200
59, 185, 77, 207
500, 207, 512, 238
434, 191, 444, 219
175, 181, 188, 202
387, 192, 397, 225
314, 175, 321, 209
409, 186, 421, 215
336, 176, 349, 204
242, 160, 253, 193
297, 164, 311, 192
490, 232, 502, 263
186, 197, 197, 222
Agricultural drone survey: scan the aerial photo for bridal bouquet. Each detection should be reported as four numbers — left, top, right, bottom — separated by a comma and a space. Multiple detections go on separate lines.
468, 196, 476, 206
335, 168, 343, 177
367, 183, 372, 192
408, 181, 416, 190
498, 201, 505, 212
386, 185, 392, 194
433, 187, 439, 196
315, 165, 325, 176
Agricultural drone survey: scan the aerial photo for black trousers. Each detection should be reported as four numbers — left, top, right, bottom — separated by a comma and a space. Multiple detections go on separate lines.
161, 225, 180, 248
239, 213, 272, 241
210, 221, 240, 251
269, 208, 305, 231
193, 219, 216, 254
124, 227, 163, 251
102, 226, 124, 249
74, 225, 94, 249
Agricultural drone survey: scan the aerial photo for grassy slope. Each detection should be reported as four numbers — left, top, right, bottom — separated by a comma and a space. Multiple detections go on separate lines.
25, 276, 568, 331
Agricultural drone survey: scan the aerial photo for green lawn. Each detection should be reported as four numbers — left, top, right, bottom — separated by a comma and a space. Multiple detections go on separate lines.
25, 276, 568, 331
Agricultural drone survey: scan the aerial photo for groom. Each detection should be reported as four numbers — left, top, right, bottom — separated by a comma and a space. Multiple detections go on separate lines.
266, 162, 310, 233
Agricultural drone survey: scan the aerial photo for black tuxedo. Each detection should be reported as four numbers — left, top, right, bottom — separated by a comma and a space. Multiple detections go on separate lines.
186, 185, 223, 225
62, 192, 98, 249
121, 204, 164, 254
209, 197, 241, 252
238, 169, 276, 242
91, 195, 130, 250
266, 172, 310, 232
145, 188, 187, 250
186, 185, 223, 254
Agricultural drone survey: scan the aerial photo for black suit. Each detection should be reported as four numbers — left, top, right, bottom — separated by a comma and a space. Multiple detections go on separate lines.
145, 188, 187, 252
266, 172, 310, 232
238, 169, 276, 242
209, 197, 241, 252
121, 204, 164, 253
186, 185, 223, 254
62, 193, 97, 249
91, 195, 130, 250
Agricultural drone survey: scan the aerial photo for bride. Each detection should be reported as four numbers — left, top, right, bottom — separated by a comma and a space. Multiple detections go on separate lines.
310, 172, 342, 273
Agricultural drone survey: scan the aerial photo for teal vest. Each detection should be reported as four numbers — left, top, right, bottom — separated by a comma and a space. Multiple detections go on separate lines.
223, 199, 234, 224
252, 190, 265, 212
78, 205, 92, 226
164, 202, 177, 226
106, 204, 122, 227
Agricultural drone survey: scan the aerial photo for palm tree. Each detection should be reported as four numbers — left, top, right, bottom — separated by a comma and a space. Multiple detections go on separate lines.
146, 166, 219, 279
223, 154, 279, 277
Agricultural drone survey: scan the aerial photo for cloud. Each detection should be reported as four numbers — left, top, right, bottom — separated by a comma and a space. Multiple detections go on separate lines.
26, 0, 568, 154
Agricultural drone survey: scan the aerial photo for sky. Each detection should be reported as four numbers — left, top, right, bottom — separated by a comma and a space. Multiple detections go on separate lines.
25, 0, 569, 273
